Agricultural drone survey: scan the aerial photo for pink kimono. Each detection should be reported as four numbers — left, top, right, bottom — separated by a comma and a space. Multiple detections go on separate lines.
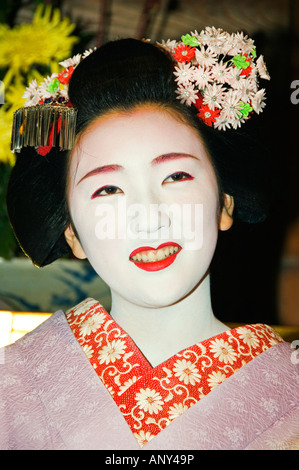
0, 298, 298, 450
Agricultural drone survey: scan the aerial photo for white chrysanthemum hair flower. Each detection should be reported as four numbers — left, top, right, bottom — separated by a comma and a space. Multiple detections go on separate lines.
195, 46, 218, 68
256, 55, 270, 80
199, 26, 229, 48
82, 47, 97, 59
221, 89, 243, 121
175, 83, 198, 106
23, 79, 40, 106
59, 53, 82, 68
157, 39, 177, 54
202, 83, 226, 110
192, 65, 213, 89
173, 62, 194, 85
252, 89, 267, 114
210, 61, 233, 84
234, 32, 255, 54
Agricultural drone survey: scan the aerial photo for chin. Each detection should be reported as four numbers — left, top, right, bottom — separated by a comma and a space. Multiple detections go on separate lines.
127, 278, 201, 309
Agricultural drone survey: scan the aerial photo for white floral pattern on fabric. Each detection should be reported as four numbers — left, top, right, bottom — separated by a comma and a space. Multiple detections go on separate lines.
66, 298, 284, 448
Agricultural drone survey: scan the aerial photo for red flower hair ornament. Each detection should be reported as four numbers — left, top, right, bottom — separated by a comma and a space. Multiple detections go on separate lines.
159, 28, 270, 130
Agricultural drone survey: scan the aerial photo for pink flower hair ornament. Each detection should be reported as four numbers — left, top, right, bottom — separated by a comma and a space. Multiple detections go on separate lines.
158, 27, 270, 130
11, 28, 270, 156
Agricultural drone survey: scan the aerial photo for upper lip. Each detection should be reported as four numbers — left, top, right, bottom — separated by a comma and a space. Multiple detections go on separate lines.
129, 242, 182, 259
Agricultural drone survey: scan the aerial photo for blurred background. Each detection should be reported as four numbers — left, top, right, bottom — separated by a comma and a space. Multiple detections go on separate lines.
0, 0, 298, 345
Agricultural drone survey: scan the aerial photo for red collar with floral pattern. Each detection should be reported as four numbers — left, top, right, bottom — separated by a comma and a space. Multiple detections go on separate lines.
66, 298, 283, 447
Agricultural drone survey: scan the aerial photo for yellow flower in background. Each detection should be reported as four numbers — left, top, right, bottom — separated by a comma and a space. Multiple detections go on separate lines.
0, 77, 40, 165
0, 4, 78, 84
0, 107, 15, 165
0, 5, 79, 165
5, 80, 26, 112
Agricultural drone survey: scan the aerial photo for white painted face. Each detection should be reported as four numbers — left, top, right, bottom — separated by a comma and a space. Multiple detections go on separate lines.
67, 106, 222, 308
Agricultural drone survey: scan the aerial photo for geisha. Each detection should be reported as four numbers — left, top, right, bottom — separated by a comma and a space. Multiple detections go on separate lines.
1, 29, 298, 450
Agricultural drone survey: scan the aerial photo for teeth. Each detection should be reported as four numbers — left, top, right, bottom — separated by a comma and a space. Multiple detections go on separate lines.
131, 246, 180, 263
148, 251, 156, 262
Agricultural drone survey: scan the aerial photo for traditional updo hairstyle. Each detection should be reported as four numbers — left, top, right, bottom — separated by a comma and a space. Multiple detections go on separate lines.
6, 38, 269, 268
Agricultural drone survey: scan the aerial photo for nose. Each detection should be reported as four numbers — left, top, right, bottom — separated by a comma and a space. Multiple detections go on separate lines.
127, 198, 172, 239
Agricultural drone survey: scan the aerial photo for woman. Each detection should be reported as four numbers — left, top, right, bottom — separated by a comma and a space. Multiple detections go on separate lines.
1, 30, 298, 450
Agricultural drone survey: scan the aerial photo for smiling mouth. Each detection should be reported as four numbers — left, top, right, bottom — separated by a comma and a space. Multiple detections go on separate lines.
129, 243, 182, 271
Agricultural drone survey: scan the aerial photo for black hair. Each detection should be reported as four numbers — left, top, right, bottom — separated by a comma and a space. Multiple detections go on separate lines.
6, 38, 269, 267
6, 146, 71, 267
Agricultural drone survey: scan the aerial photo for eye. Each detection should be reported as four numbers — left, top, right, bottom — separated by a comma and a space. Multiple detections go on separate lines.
163, 171, 194, 184
91, 185, 123, 199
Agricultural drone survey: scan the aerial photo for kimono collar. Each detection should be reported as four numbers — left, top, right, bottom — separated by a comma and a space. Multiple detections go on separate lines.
66, 298, 283, 447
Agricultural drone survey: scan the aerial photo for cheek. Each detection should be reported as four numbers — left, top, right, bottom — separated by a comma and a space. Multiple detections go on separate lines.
71, 195, 93, 240
70, 193, 125, 267
182, 176, 219, 242
185, 203, 218, 259
200, 189, 219, 256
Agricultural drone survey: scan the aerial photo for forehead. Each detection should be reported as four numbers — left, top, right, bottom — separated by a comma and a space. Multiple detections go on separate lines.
69, 106, 210, 171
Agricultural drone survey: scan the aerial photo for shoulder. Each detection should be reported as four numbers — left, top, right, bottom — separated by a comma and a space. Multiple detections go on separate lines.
176, 341, 299, 450
243, 341, 299, 449
224, 341, 299, 448
0, 305, 89, 449
0, 302, 92, 378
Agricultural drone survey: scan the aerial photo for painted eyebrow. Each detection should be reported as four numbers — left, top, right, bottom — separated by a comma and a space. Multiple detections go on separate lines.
76, 164, 123, 185
151, 153, 200, 165
76, 153, 199, 185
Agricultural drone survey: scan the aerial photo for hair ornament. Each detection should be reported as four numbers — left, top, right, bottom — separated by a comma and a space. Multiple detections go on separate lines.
158, 27, 270, 130
11, 27, 270, 156
10, 48, 96, 155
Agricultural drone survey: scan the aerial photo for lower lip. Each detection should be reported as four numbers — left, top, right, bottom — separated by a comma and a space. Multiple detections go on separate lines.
129, 243, 182, 272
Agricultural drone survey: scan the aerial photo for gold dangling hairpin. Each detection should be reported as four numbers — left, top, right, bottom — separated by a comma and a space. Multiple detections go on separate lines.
10, 48, 95, 156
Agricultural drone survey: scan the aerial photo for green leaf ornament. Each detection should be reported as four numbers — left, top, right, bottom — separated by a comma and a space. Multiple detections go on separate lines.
181, 34, 200, 47
46, 77, 60, 94
232, 54, 249, 69
238, 102, 253, 118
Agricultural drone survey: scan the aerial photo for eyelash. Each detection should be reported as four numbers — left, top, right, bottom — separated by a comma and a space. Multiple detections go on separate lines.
91, 186, 122, 199
91, 172, 194, 199
163, 171, 194, 183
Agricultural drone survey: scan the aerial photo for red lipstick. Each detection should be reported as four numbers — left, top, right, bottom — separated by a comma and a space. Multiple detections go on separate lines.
129, 242, 182, 272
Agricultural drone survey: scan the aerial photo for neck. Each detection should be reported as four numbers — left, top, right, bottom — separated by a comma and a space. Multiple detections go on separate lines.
109, 273, 228, 367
